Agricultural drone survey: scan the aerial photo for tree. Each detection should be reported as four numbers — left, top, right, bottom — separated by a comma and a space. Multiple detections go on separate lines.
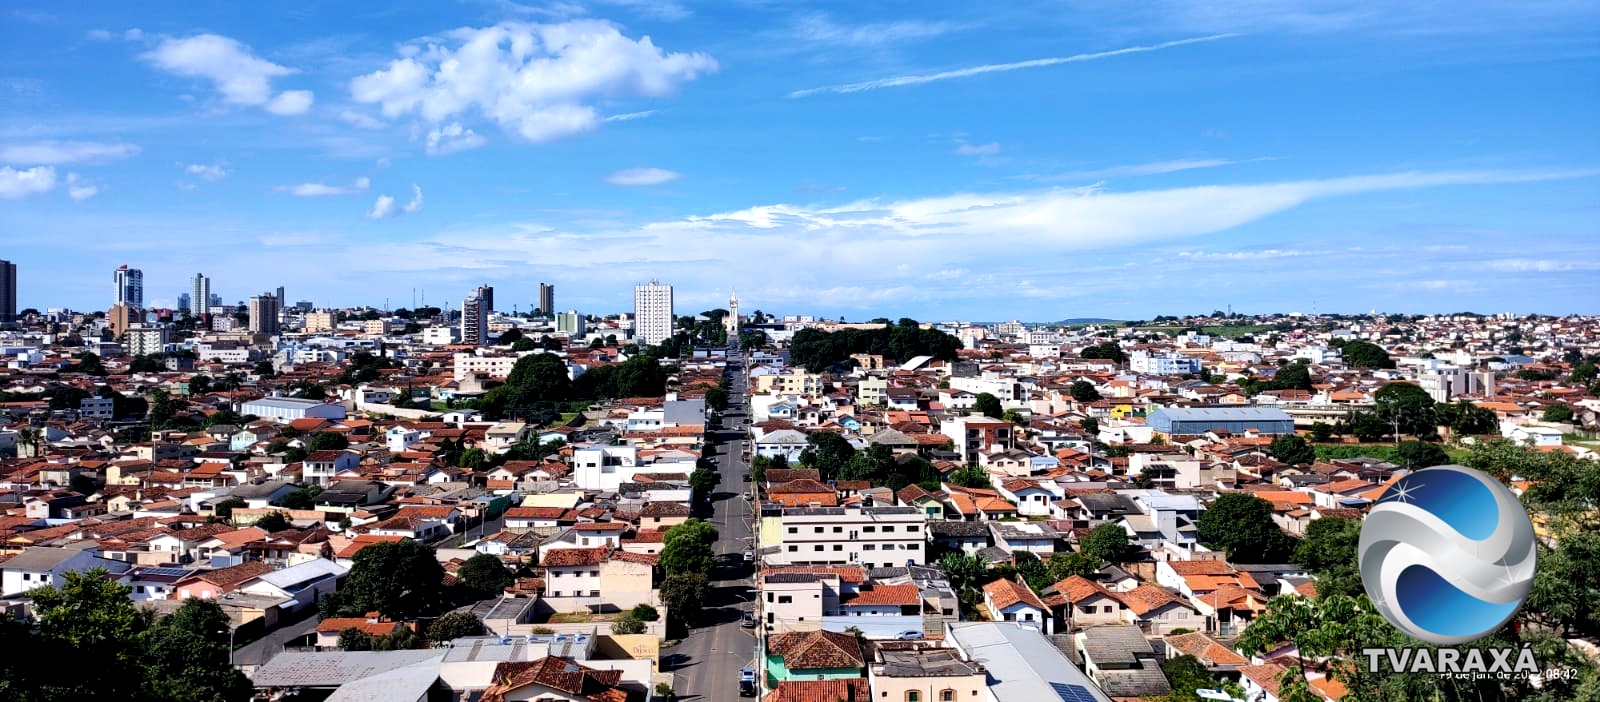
1374, 382, 1437, 438
1080, 341, 1127, 365
936, 552, 990, 594
320, 539, 448, 621
73, 351, 108, 376
148, 389, 183, 427
1438, 400, 1499, 436
143, 598, 253, 702
1012, 552, 1054, 593
1338, 411, 1390, 443
212, 498, 245, 519
498, 328, 524, 345
307, 431, 349, 452
972, 393, 1003, 419
188, 375, 213, 394
458, 447, 488, 470
1046, 551, 1100, 581
1268, 433, 1316, 466
612, 617, 647, 635
1310, 422, 1334, 442
458, 553, 514, 597
661, 519, 718, 576
22, 569, 150, 699
947, 465, 991, 489
253, 511, 292, 532
704, 386, 729, 412
1543, 404, 1575, 423
1269, 360, 1314, 392
427, 611, 485, 643
501, 353, 573, 408
798, 431, 856, 482
1294, 516, 1363, 599
279, 485, 320, 511
1081, 523, 1136, 564
1197, 494, 1295, 563
1340, 340, 1395, 369
660, 573, 711, 627
1394, 440, 1450, 468
1070, 380, 1101, 402
1162, 654, 1233, 702
629, 603, 660, 622
1079, 417, 1099, 436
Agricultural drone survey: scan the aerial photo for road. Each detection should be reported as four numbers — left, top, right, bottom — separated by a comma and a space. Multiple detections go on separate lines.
673, 354, 758, 702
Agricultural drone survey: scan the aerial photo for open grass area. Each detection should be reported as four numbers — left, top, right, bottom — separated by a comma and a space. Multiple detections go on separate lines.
1313, 443, 1471, 464
541, 611, 627, 624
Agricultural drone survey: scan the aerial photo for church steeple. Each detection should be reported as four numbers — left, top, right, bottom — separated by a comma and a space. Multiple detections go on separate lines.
726, 290, 740, 336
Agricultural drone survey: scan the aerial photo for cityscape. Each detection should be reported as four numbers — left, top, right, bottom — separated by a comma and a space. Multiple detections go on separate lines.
2, 3, 1599, 702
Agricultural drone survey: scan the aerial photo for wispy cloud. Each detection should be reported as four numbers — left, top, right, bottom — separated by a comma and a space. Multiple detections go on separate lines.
955, 142, 1001, 156
425, 122, 486, 156
339, 110, 388, 130
791, 14, 961, 47
0, 140, 140, 165
181, 162, 229, 181
1038, 157, 1272, 182
64, 172, 98, 201
275, 176, 370, 197
789, 33, 1239, 97
603, 110, 658, 122
604, 167, 680, 186
369, 184, 423, 219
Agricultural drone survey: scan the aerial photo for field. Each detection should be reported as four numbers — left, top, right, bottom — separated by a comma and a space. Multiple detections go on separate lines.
1313, 443, 1472, 464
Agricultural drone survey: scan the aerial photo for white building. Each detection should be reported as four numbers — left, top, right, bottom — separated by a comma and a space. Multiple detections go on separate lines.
190, 273, 211, 316
1130, 351, 1203, 375
633, 280, 674, 347
772, 506, 927, 570
572, 446, 641, 491
424, 325, 459, 345
556, 310, 586, 336
239, 397, 348, 422
1, 544, 124, 597
126, 324, 170, 356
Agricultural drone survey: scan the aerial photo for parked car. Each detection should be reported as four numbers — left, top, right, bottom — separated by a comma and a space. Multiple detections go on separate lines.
739, 668, 757, 697
743, 551, 754, 562
742, 611, 757, 628
893, 630, 925, 640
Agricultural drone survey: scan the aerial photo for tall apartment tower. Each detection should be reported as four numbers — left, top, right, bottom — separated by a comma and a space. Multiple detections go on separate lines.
177, 293, 191, 315
633, 280, 674, 347
537, 283, 555, 317
276, 286, 286, 304
0, 259, 15, 324
461, 285, 492, 346
114, 265, 144, 309
190, 273, 211, 316
248, 293, 281, 336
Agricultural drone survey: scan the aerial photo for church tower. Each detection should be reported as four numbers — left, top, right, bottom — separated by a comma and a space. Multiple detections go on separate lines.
726, 290, 740, 336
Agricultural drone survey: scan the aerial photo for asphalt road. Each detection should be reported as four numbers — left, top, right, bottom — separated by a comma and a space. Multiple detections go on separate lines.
673, 356, 759, 702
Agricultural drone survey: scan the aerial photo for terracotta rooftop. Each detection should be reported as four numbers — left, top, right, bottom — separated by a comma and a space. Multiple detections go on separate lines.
768, 630, 865, 670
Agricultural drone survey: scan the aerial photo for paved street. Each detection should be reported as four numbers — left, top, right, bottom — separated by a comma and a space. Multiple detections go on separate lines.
673, 354, 758, 702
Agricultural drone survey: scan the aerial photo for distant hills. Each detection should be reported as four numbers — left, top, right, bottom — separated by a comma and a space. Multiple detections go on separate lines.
1050, 318, 1121, 325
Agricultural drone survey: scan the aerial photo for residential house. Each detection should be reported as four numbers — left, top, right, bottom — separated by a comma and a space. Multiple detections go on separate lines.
765, 630, 865, 684
980, 578, 1051, 634
772, 506, 926, 570
303, 450, 361, 487
174, 561, 275, 599
867, 648, 987, 702
1074, 624, 1172, 699
1043, 575, 1129, 632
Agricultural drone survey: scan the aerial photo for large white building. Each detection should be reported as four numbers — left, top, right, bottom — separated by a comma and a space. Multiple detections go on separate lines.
114, 265, 143, 309
771, 505, 927, 570
571, 446, 641, 491
125, 324, 170, 356
189, 273, 211, 316
556, 310, 586, 336
1129, 351, 1203, 375
239, 397, 348, 422
633, 280, 674, 347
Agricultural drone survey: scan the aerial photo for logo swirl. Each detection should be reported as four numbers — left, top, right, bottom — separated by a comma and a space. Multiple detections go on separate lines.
1357, 465, 1537, 645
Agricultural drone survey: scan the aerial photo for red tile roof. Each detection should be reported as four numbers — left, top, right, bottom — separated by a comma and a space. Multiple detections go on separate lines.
983, 578, 1047, 612
768, 630, 865, 669
541, 547, 608, 567
763, 678, 870, 702
840, 584, 920, 607
481, 657, 625, 702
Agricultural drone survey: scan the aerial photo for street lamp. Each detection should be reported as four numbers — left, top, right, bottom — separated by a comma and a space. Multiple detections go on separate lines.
218, 627, 238, 667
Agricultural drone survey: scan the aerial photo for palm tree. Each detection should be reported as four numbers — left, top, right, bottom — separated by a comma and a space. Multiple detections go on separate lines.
17, 427, 43, 458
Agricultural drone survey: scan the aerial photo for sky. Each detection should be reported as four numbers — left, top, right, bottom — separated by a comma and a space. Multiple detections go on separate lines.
2, 1, 1598, 321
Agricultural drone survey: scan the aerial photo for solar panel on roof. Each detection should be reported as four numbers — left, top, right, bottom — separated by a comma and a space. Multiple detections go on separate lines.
139, 567, 189, 577
1050, 682, 1099, 702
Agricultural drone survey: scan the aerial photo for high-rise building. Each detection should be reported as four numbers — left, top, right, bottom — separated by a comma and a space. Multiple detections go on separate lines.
126, 325, 170, 356
0, 259, 15, 324
633, 280, 674, 347
114, 265, 144, 309
556, 310, 585, 336
107, 303, 137, 338
461, 285, 492, 346
190, 273, 211, 316
177, 292, 191, 314
276, 286, 286, 304
537, 283, 555, 317
208, 293, 222, 308
248, 293, 281, 336
304, 310, 336, 333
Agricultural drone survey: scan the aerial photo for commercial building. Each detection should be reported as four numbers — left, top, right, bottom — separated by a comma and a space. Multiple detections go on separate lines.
249, 293, 281, 336
0, 259, 15, 324
945, 622, 1113, 702
1129, 351, 1203, 375
126, 324, 170, 356
114, 265, 143, 309
107, 302, 138, 338
190, 273, 211, 316
555, 310, 585, 336
1145, 407, 1295, 437
537, 282, 554, 317
461, 285, 493, 346
633, 280, 674, 347
239, 397, 348, 422
771, 505, 927, 569
304, 310, 336, 333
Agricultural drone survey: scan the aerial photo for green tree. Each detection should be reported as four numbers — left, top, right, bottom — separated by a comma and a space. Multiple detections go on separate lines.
1269, 433, 1317, 465
1373, 382, 1438, 439
143, 598, 253, 702
1081, 523, 1136, 564
253, 511, 292, 532
1437, 400, 1499, 436
660, 572, 711, 627
936, 552, 990, 594
612, 617, 647, 635
458, 447, 488, 470
278, 485, 321, 511
501, 353, 573, 408
1070, 380, 1101, 402
1269, 360, 1315, 392
1080, 341, 1127, 365
1394, 440, 1450, 468
704, 386, 729, 412
321, 539, 449, 620
972, 392, 1003, 419
427, 611, 485, 643
74, 351, 108, 376
661, 519, 719, 577
1340, 340, 1395, 369
1161, 654, 1228, 702
307, 431, 349, 452
498, 328, 524, 345
798, 431, 856, 482
25, 569, 149, 699
1046, 551, 1100, 581
1197, 493, 1294, 563
947, 464, 991, 489
1542, 404, 1574, 423
1293, 516, 1363, 599
188, 375, 213, 394
1079, 417, 1099, 436
1310, 422, 1334, 442
148, 389, 183, 427
511, 337, 537, 352
630, 603, 660, 622
689, 466, 717, 496
1338, 411, 1390, 443
458, 553, 514, 597
1012, 552, 1053, 593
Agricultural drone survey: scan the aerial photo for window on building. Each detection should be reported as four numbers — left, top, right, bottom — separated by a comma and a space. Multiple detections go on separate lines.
833, 526, 843, 533
1103, 605, 1113, 613
907, 692, 920, 702
941, 691, 955, 702
788, 545, 798, 552
864, 545, 876, 551
788, 527, 798, 534
907, 525, 919, 532
863, 526, 875, 532
882, 526, 894, 532
778, 596, 793, 604
833, 545, 843, 551
589, 570, 599, 577
814, 527, 824, 533
814, 545, 824, 551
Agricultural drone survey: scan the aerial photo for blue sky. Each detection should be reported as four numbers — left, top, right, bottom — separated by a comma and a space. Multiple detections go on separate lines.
2, 1, 1597, 320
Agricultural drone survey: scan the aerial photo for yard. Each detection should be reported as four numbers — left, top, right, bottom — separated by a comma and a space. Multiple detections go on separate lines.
539, 611, 628, 624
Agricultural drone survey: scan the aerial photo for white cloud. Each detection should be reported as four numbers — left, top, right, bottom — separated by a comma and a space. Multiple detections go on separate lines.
790, 34, 1237, 97
955, 142, 1000, 156
1043, 157, 1270, 181
124, 28, 143, 41
64, 172, 98, 201
275, 176, 371, 197
604, 167, 680, 186
0, 141, 141, 165
349, 20, 717, 143
339, 110, 388, 129
182, 162, 229, 181
86, 29, 114, 40
265, 89, 315, 115
141, 33, 316, 115
793, 14, 958, 46
0, 165, 56, 199
369, 184, 423, 219
603, 110, 657, 122
425, 122, 487, 155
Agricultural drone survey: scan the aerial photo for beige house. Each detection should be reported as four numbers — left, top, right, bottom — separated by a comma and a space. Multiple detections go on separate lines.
868, 648, 988, 702
1042, 575, 1130, 631
761, 571, 836, 632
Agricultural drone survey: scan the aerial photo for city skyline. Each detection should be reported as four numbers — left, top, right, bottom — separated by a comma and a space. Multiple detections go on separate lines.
2, 2, 1598, 318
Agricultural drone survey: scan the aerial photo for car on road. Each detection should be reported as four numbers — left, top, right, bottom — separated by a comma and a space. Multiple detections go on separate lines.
743, 473, 751, 482
893, 630, 925, 640
742, 611, 757, 628
743, 551, 754, 562
739, 668, 757, 697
